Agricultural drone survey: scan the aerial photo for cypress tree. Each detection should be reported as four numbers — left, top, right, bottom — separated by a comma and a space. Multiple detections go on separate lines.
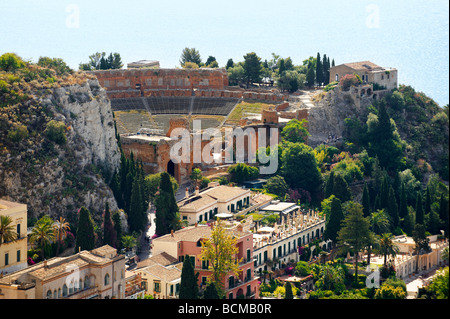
324, 171, 335, 198
424, 187, 432, 215
112, 211, 123, 249
399, 183, 408, 220
315, 52, 323, 86
374, 194, 381, 211
387, 186, 399, 229
439, 195, 449, 236
103, 202, 117, 247
323, 197, 344, 244
415, 192, 424, 225
380, 174, 389, 210
75, 207, 96, 252
362, 183, 371, 218
179, 255, 198, 299
155, 172, 180, 236
128, 177, 145, 233
306, 65, 315, 87
284, 281, 294, 299
332, 173, 351, 202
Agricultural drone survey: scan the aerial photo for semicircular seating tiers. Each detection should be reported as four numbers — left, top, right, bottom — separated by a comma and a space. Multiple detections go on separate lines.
110, 96, 240, 116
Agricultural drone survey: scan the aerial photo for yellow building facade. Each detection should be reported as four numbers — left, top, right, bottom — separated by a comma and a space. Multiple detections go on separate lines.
0, 199, 28, 275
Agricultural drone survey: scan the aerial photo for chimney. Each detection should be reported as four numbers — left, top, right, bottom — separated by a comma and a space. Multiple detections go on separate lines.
43, 260, 48, 270
171, 229, 174, 237
195, 222, 198, 228
195, 186, 199, 196
185, 187, 189, 199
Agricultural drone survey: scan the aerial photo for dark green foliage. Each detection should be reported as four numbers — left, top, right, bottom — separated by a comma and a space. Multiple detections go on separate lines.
75, 207, 95, 252
281, 119, 310, 144
387, 186, 399, 229
264, 175, 289, 198
128, 176, 147, 233
180, 255, 199, 299
180, 48, 202, 66
306, 65, 315, 87
103, 202, 117, 247
324, 197, 344, 243
284, 281, 294, 299
243, 52, 262, 87
204, 282, 220, 299
79, 52, 123, 70
154, 172, 180, 236
112, 211, 123, 249
324, 171, 335, 199
45, 120, 67, 145
315, 52, 323, 86
227, 163, 259, 184
280, 142, 323, 196
362, 183, 371, 217
415, 192, 424, 225
331, 172, 351, 202
225, 58, 234, 70
37, 57, 73, 76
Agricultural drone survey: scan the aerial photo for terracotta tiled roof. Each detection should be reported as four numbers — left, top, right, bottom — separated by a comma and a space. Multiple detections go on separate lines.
179, 194, 217, 211
142, 263, 182, 282
342, 61, 382, 71
136, 252, 178, 269
202, 185, 250, 202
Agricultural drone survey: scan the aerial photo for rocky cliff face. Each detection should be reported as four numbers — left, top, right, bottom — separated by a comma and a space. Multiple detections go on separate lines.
0, 77, 120, 222
306, 88, 373, 146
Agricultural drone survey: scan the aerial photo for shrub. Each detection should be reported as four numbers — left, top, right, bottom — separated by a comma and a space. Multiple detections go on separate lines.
0, 53, 26, 72
7, 125, 28, 142
45, 120, 67, 145
339, 74, 362, 91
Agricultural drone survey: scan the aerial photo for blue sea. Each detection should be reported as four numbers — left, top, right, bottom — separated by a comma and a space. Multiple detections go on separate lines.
1, 0, 448, 106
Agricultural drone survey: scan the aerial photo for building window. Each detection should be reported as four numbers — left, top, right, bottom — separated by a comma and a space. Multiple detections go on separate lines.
58, 288, 61, 298
154, 282, 161, 293
47, 289, 52, 299
17, 250, 20, 262
69, 281, 74, 295
4, 253, 8, 266
84, 276, 90, 289
17, 224, 21, 239
63, 284, 68, 297
54, 289, 57, 299
104, 273, 110, 286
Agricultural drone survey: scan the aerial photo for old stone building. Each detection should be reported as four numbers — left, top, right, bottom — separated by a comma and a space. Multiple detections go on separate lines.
330, 61, 398, 90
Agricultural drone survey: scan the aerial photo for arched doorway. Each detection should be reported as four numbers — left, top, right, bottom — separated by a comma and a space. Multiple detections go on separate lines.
167, 160, 175, 177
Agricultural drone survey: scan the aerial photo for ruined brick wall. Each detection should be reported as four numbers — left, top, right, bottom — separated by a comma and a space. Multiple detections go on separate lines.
89, 68, 228, 92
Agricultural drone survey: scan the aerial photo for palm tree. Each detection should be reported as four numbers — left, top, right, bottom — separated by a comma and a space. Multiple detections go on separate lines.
370, 209, 391, 236
121, 235, 137, 252
30, 216, 56, 260
0, 215, 18, 245
378, 233, 400, 268
54, 217, 70, 256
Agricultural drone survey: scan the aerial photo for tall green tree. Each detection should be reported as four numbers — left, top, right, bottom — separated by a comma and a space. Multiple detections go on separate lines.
387, 186, 399, 229
180, 47, 202, 66
243, 52, 262, 87
378, 233, 400, 267
362, 183, 371, 217
75, 207, 96, 252
200, 220, 242, 298
324, 171, 335, 198
415, 192, 424, 225
306, 65, 315, 87
203, 282, 220, 299
412, 224, 431, 272
315, 52, 323, 86
399, 183, 408, 221
280, 142, 323, 196
281, 119, 310, 144
332, 172, 352, 202
103, 202, 117, 247
337, 202, 372, 282
0, 215, 17, 245
179, 255, 199, 299
324, 196, 345, 245
370, 209, 391, 236
284, 281, 294, 299
154, 172, 180, 236
30, 216, 55, 260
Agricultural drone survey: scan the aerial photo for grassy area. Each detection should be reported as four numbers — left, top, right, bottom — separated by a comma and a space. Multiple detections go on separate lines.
225, 101, 275, 125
